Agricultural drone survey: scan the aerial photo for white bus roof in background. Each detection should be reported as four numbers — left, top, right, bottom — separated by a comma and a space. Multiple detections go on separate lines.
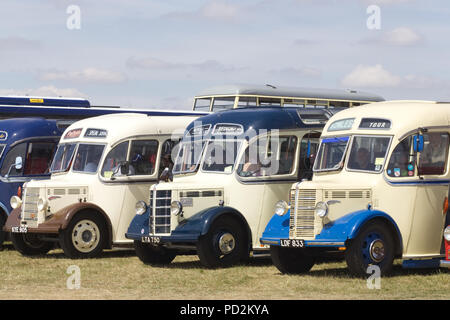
195, 84, 385, 102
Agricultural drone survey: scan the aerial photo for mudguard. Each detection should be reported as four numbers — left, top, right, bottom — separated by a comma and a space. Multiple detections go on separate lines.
127, 206, 252, 245
261, 209, 403, 252
3, 202, 113, 247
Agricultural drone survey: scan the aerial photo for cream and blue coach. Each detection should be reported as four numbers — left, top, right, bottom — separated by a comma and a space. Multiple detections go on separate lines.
5, 113, 198, 258
261, 101, 450, 276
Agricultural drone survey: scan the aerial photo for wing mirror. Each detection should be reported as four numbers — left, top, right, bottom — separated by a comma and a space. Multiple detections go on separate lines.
413, 134, 424, 153
5, 156, 23, 178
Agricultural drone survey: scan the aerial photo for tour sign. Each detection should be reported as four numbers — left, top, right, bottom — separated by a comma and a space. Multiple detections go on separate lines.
359, 118, 391, 129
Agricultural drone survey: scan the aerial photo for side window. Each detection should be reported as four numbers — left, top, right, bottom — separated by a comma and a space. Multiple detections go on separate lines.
237, 135, 297, 178
129, 140, 159, 176
101, 141, 129, 178
419, 132, 449, 175
1, 143, 27, 177
24, 142, 57, 175
387, 136, 415, 178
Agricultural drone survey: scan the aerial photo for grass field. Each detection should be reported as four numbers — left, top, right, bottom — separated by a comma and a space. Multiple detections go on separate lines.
0, 242, 448, 300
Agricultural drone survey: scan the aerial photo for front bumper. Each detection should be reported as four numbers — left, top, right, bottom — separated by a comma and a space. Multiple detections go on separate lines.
440, 260, 450, 268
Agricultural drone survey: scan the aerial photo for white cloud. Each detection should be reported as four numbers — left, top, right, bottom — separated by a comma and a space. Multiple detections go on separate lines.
341, 64, 450, 91
201, 1, 239, 20
0, 85, 86, 98
126, 56, 241, 73
383, 27, 422, 46
0, 36, 41, 50
341, 64, 401, 88
38, 68, 126, 84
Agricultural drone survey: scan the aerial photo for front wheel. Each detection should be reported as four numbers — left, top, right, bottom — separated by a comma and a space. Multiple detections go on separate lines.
11, 233, 54, 256
270, 245, 315, 274
134, 241, 176, 265
59, 212, 107, 259
197, 216, 249, 268
345, 221, 395, 277
0, 213, 6, 246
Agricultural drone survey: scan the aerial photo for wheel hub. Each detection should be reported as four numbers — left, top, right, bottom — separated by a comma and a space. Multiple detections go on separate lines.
218, 232, 235, 255
369, 239, 385, 262
72, 220, 100, 253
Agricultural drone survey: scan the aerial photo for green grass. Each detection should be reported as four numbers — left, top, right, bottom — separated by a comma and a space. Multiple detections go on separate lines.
0, 243, 448, 300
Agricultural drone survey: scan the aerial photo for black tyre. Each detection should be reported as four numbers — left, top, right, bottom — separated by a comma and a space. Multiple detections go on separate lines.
345, 220, 395, 277
134, 241, 176, 265
11, 232, 54, 256
270, 245, 315, 274
59, 212, 107, 259
0, 213, 6, 246
197, 216, 249, 268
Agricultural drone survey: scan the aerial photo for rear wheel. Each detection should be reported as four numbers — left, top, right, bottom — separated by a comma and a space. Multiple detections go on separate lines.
345, 221, 395, 277
59, 212, 107, 259
197, 216, 249, 268
11, 233, 54, 256
270, 245, 315, 274
134, 241, 176, 265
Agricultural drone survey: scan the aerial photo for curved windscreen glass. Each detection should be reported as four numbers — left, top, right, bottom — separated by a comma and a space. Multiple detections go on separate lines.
73, 144, 105, 173
313, 137, 349, 171
173, 140, 206, 174
50, 143, 77, 173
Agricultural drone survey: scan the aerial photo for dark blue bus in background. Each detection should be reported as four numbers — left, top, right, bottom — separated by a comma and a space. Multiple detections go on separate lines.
0, 96, 208, 245
0, 118, 64, 245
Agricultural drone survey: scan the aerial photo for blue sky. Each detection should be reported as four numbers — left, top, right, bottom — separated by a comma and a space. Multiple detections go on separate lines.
0, 0, 449, 109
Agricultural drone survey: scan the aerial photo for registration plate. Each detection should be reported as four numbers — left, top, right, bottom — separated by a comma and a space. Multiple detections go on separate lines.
141, 236, 161, 245
11, 226, 28, 233
280, 239, 304, 248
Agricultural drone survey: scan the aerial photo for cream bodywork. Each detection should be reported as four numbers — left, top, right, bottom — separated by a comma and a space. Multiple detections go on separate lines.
153, 129, 311, 250
289, 101, 450, 259
19, 113, 197, 245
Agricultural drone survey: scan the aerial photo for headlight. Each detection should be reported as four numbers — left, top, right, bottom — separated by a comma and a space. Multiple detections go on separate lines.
315, 201, 328, 218
171, 201, 182, 216
135, 201, 147, 216
10, 196, 22, 209
37, 198, 48, 212
444, 226, 450, 242
274, 200, 289, 216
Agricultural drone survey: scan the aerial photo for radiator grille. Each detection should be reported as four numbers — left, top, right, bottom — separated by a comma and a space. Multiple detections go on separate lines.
22, 187, 40, 221
149, 190, 172, 235
290, 189, 316, 238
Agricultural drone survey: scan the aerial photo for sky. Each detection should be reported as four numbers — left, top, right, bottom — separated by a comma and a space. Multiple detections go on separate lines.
0, 0, 449, 110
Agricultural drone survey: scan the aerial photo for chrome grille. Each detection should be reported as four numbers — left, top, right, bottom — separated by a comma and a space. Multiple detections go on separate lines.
149, 190, 172, 235
290, 189, 316, 238
22, 187, 39, 221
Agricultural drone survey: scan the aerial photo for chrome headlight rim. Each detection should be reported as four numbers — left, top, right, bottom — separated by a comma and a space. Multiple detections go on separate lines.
274, 200, 289, 216
37, 198, 48, 212
315, 201, 328, 218
171, 201, 182, 216
135, 200, 147, 216
444, 226, 450, 242
10, 196, 22, 209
